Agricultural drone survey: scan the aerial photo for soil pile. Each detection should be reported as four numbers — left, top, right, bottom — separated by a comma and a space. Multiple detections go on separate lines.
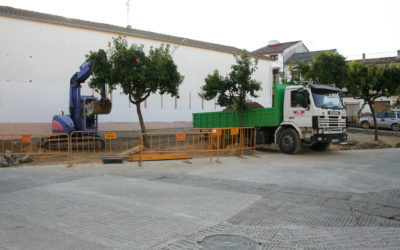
355, 140, 393, 149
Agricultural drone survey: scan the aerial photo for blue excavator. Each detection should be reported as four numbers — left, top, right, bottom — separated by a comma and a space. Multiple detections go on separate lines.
45, 50, 112, 148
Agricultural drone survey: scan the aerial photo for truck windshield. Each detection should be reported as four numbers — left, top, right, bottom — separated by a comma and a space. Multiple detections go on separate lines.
311, 89, 344, 109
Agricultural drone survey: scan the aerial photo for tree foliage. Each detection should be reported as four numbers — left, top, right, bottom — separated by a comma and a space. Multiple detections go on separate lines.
346, 62, 400, 140
199, 51, 261, 117
87, 36, 184, 139
308, 51, 347, 87
86, 49, 112, 91
286, 61, 311, 84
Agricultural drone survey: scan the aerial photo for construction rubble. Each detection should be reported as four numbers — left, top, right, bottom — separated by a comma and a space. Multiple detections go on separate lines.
0, 150, 32, 167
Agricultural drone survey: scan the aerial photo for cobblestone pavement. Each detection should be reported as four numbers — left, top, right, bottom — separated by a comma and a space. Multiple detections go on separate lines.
0, 148, 399, 249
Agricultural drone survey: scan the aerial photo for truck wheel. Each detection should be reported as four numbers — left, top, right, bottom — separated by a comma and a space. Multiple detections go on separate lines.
391, 123, 399, 131
278, 128, 302, 154
361, 121, 369, 129
311, 142, 331, 151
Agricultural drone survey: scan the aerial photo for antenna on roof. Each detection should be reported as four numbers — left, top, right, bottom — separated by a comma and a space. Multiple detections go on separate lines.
126, 0, 131, 29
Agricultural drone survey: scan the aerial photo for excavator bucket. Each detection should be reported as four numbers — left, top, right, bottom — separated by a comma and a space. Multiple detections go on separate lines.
93, 99, 112, 114
93, 83, 112, 114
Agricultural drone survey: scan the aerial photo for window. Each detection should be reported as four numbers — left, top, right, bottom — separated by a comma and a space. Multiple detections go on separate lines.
385, 112, 395, 119
376, 112, 385, 118
311, 88, 344, 109
273, 68, 280, 84
291, 90, 309, 108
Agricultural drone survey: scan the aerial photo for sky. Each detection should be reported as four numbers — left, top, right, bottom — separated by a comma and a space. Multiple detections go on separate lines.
0, 0, 399, 58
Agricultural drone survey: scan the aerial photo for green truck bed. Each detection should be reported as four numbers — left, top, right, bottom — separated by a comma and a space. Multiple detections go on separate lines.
193, 84, 289, 128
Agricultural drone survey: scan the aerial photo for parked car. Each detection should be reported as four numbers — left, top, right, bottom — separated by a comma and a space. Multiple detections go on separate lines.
358, 111, 400, 131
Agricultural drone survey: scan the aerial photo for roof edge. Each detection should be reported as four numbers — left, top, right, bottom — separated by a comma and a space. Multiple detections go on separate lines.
0, 6, 272, 61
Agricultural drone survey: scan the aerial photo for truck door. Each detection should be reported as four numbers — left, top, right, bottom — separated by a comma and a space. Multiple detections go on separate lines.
287, 89, 311, 127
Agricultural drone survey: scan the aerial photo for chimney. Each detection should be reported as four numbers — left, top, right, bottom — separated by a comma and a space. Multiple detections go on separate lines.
362, 53, 366, 61
397, 50, 400, 58
268, 40, 280, 46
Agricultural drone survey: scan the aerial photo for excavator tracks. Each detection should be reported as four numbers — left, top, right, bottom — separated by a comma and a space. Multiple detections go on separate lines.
41, 134, 105, 151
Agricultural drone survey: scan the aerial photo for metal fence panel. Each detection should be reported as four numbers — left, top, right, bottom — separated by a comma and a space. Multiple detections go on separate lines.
130, 127, 256, 165
1, 128, 257, 167
69, 130, 141, 166
0, 133, 70, 166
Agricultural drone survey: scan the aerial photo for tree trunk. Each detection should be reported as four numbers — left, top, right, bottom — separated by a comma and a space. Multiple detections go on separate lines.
135, 102, 149, 147
368, 101, 379, 141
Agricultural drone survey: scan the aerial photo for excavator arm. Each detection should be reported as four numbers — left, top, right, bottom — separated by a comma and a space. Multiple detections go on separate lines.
52, 50, 111, 134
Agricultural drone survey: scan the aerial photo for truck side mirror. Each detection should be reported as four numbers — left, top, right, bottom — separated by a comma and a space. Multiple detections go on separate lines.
303, 100, 310, 110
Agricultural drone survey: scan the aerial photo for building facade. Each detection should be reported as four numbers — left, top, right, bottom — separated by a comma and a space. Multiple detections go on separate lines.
343, 52, 400, 117
0, 6, 273, 133
251, 40, 309, 83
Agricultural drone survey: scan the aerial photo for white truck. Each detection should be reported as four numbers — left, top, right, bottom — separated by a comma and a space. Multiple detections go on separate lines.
193, 83, 348, 154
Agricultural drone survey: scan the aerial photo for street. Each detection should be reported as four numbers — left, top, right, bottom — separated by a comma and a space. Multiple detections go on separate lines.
1, 148, 400, 249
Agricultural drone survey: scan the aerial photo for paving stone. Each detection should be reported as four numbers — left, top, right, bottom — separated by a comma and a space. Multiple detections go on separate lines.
1, 149, 400, 249
0, 212, 110, 250
0, 175, 260, 249
161, 223, 400, 249
0, 170, 90, 194
228, 198, 400, 227
352, 188, 400, 208
144, 173, 355, 201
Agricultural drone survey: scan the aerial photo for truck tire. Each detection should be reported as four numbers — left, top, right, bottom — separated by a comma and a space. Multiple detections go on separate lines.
278, 128, 302, 154
311, 142, 331, 151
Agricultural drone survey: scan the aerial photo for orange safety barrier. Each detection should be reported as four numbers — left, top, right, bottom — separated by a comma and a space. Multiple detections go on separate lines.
129, 127, 256, 165
69, 130, 141, 166
1, 128, 257, 167
130, 132, 210, 163
0, 133, 70, 166
209, 127, 256, 159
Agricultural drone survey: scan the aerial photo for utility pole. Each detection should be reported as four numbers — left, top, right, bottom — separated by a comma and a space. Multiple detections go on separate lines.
126, 0, 131, 29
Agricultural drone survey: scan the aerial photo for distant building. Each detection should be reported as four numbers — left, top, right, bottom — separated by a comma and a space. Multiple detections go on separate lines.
252, 41, 400, 116
349, 51, 400, 66
251, 40, 308, 83
344, 51, 400, 117
251, 41, 336, 83
287, 49, 337, 64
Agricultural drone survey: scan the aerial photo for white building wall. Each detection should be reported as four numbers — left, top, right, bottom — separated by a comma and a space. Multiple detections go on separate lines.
0, 16, 272, 124
282, 42, 308, 63
271, 54, 284, 69
266, 42, 308, 82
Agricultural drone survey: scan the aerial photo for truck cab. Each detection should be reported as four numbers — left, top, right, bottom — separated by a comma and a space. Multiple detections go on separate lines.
276, 84, 347, 154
